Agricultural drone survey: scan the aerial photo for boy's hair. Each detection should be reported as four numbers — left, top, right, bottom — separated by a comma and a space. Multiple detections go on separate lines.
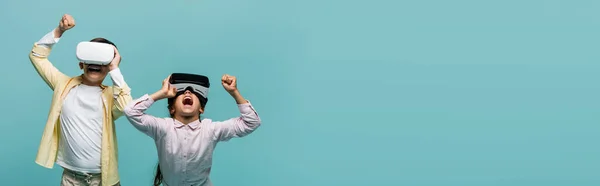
89, 37, 117, 48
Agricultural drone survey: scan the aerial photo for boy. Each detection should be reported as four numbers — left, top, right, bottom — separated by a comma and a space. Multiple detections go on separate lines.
29, 14, 132, 186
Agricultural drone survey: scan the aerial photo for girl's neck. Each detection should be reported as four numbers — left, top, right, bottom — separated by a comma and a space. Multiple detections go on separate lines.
174, 115, 200, 124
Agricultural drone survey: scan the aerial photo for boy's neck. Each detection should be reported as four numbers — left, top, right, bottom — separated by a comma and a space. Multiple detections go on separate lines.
81, 76, 102, 86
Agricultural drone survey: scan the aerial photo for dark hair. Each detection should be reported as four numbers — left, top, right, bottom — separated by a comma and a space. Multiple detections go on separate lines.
89, 37, 117, 48
154, 164, 163, 186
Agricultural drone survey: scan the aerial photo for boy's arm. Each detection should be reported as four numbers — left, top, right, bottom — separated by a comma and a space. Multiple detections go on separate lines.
28, 26, 71, 90
109, 50, 132, 120
123, 94, 168, 139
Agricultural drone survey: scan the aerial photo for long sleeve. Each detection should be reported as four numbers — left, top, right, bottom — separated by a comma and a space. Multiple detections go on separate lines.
109, 68, 133, 120
212, 101, 262, 142
28, 28, 70, 90
123, 94, 168, 139
35, 29, 60, 49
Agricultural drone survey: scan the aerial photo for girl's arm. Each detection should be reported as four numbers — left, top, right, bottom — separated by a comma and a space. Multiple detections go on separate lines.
212, 81, 262, 141
212, 99, 261, 142
124, 93, 169, 139
124, 76, 177, 139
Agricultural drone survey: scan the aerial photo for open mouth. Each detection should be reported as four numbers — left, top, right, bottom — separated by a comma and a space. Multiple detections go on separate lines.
182, 96, 193, 106
87, 65, 102, 72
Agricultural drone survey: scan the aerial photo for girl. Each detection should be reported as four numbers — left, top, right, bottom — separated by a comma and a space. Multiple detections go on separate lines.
123, 73, 261, 186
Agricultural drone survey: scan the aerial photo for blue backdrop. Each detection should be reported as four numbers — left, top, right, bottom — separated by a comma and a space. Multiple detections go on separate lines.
1, 0, 599, 185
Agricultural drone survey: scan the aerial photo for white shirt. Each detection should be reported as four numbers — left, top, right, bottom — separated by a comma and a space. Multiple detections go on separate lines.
124, 94, 262, 186
35, 29, 127, 173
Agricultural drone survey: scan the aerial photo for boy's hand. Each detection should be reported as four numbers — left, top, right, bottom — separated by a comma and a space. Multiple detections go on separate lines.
55, 14, 75, 37
108, 46, 121, 71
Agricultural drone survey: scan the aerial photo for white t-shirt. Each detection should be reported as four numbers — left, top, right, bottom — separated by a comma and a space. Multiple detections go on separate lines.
57, 84, 104, 173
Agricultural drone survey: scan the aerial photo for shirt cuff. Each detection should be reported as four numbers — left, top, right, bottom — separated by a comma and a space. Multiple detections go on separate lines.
142, 93, 154, 101
108, 68, 126, 87
37, 28, 60, 47
237, 101, 256, 113
137, 94, 155, 107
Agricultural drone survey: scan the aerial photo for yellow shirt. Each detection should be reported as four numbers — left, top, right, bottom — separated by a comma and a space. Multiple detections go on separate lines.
29, 43, 132, 186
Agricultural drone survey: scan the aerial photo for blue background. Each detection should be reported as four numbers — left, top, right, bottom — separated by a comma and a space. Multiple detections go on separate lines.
1, 0, 600, 185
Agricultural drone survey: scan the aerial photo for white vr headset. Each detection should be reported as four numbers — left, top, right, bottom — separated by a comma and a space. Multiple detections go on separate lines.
76, 41, 115, 65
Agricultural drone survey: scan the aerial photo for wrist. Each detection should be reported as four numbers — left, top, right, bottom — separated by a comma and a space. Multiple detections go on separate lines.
228, 90, 240, 96
229, 90, 248, 104
54, 27, 65, 38
150, 91, 166, 101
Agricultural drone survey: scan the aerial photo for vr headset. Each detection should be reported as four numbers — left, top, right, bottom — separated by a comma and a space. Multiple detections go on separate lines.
76, 41, 115, 65
169, 73, 210, 107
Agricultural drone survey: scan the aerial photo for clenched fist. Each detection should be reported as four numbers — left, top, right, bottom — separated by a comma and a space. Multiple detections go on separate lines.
221, 74, 238, 93
58, 14, 75, 32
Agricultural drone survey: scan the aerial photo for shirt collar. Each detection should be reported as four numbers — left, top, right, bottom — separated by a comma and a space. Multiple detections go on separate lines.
74, 75, 108, 89
174, 119, 201, 130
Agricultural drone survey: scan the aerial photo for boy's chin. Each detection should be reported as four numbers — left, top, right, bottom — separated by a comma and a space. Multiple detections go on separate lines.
84, 73, 106, 81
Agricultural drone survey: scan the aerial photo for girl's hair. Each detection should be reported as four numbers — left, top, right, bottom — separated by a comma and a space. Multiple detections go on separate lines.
167, 97, 176, 118
154, 164, 163, 186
